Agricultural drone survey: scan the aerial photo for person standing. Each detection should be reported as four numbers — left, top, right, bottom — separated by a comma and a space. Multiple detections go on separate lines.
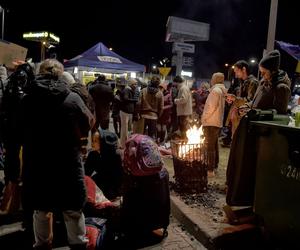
201, 72, 227, 177
119, 78, 138, 148
88, 74, 114, 131
174, 76, 192, 138
226, 50, 291, 207
19, 59, 94, 250
224, 60, 259, 142
157, 82, 172, 144
252, 50, 291, 113
139, 76, 164, 139
111, 81, 125, 137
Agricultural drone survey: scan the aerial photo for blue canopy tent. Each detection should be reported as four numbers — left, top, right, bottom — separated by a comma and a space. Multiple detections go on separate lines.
64, 42, 145, 73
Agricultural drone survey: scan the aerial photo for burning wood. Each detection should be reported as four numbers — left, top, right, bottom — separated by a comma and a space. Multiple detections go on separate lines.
176, 125, 205, 161
171, 125, 208, 193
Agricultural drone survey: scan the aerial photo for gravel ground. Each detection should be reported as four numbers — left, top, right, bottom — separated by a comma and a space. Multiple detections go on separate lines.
163, 144, 231, 226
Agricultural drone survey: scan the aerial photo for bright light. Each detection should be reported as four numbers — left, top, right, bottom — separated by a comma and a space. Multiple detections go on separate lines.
74, 67, 78, 74
181, 70, 193, 77
250, 58, 257, 64
152, 65, 157, 70
109, 47, 113, 51
49, 33, 60, 43
225, 63, 229, 67
23, 32, 48, 39
231, 65, 235, 69
178, 125, 204, 158
130, 72, 137, 78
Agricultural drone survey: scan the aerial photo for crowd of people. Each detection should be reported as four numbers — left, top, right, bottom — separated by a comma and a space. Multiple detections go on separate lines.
0, 48, 294, 249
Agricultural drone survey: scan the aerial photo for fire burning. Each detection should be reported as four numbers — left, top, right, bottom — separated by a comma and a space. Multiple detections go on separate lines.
178, 125, 205, 159
171, 125, 208, 193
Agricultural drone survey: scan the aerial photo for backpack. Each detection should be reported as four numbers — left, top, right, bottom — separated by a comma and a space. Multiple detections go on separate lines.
123, 134, 163, 176
85, 217, 107, 250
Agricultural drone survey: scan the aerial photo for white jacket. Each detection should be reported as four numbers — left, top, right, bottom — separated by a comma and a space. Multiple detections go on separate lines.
175, 83, 193, 116
201, 83, 227, 128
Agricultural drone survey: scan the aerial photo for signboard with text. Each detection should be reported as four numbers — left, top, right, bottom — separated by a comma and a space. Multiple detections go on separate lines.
172, 56, 194, 67
0, 40, 28, 69
172, 42, 195, 53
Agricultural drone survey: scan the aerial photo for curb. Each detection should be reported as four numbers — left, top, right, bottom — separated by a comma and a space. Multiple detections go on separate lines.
170, 194, 260, 250
170, 194, 215, 249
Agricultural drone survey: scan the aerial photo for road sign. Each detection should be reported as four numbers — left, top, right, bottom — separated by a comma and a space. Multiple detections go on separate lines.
183, 56, 194, 66
158, 67, 172, 77
172, 42, 195, 53
166, 16, 210, 42
172, 56, 194, 67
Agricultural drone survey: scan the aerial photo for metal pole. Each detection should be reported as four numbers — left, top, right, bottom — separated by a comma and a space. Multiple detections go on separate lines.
266, 0, 278, 52
175, 38, 184, 76
41, 42, 45, 61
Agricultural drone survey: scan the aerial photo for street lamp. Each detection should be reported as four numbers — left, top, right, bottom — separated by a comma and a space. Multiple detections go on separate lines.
0, 6, 5, 40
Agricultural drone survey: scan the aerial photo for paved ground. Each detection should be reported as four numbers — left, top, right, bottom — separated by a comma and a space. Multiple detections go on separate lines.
139, 216, 207, 250
52, 216, 207, 250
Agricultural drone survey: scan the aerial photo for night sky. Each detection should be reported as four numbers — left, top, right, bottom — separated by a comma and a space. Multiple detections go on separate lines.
1, 0, 299, 78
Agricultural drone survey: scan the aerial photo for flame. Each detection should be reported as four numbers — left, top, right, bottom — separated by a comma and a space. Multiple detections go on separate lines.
186, 125, 204, 145
178, 125, 205, 159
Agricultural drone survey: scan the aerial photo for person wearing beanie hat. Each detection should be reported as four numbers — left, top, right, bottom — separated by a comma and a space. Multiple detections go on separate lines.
259, 50, 281, 73
226, 51, 291, 210
201, 72, 227, 177
252, 49, 291, 114
226, 50, 291, 115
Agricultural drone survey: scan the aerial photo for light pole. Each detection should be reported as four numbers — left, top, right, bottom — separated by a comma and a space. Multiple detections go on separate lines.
266, 0, 278, 53
0, 6, 4, 40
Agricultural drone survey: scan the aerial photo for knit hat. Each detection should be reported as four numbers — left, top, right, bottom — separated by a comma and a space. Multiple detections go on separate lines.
60, 71, 75, 85
211, 72, 224, 85
259, 50, 280, 72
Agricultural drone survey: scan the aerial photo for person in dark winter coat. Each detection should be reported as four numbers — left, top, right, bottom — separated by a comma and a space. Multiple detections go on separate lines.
19, 59, 94, 250
226, 50, 291, 114
111, 81, 125, 138
70, 81, 95, 114
252, 50, 291, 113
119, 78, 138, 148
88, 75, 114, 131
